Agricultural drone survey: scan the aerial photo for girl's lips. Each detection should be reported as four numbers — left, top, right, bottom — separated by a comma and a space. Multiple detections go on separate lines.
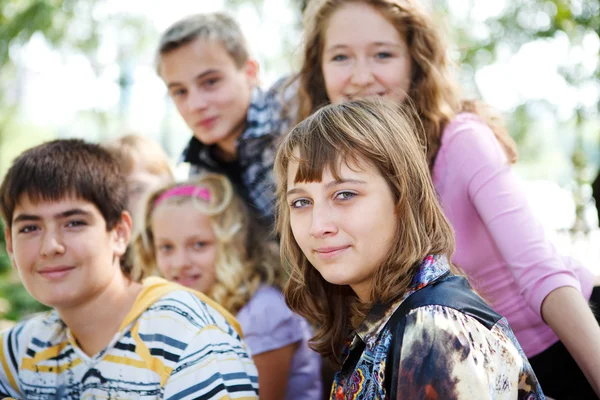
176, 275, 201, 288
315, 245, 351, 260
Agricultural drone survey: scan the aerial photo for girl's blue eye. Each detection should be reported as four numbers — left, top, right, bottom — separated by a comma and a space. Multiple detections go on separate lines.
193, 241, 207, 249
331, 54, 348, 62
158, 244, 173, 253
291, 199, 311, 209
375, 52, 393, 59
335, 191, 356, 201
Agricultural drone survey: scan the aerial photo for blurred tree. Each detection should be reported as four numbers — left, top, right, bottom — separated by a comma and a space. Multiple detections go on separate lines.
0, 0, 77, 164
451, 0, 599, 232
0, 0, 156, 322
0, 0, 77, 323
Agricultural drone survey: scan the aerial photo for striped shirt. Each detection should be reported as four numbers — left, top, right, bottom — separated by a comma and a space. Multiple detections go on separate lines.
0, 277, 259, 399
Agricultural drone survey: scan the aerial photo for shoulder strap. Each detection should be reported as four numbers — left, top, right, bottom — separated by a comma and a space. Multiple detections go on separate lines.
384, 275, 503, 399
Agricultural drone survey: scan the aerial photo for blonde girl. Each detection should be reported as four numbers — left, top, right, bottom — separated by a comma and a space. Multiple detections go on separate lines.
134, 173, 322, 400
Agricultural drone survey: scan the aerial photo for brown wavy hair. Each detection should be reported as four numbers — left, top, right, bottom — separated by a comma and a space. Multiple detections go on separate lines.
295, 0, 517, 166
275, 98, 456, 365
133, 173, 283, 315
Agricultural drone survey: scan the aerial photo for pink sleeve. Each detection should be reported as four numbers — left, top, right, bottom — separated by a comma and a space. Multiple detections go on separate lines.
443, 116, 592, 317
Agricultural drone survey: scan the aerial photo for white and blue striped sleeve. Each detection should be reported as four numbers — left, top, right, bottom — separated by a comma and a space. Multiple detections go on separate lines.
162, 322, 259, 400
0, 323, 25, 399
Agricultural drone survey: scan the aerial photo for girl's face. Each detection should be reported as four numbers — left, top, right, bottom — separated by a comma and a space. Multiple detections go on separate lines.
286, 155, 397, 302
151, 201, 218, 293
321, 2, 413, 104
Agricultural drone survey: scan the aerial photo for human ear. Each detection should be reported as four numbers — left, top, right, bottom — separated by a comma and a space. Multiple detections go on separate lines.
113, 211, 133, 257
5, 226, 16, 268
244, 59, 260, 87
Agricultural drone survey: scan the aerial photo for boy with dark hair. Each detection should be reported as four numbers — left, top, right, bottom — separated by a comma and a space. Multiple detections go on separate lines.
157, 12, 292, 229
0, 139, 258, 399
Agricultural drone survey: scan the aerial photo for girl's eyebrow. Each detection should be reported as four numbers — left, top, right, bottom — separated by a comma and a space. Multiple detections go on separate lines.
324, 179, 367, 190
324, 44, 348, 53
286, 179, 367, 197
372, 41, 403, 48
286, 188, 306, 197
325, 41, 402, 52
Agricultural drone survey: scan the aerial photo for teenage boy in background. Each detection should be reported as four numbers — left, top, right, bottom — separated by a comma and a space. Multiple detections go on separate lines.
157, 13, 291, 229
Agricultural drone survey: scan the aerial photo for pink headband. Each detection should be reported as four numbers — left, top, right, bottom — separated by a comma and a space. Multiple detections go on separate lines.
153, 185, 211, 208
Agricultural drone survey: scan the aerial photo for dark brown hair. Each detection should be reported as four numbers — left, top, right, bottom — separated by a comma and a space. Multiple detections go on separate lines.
275, 98, 456, 365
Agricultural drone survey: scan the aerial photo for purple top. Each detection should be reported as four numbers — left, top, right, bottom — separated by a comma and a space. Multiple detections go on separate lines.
432, 113, 595, 357
237, 286, 322, 399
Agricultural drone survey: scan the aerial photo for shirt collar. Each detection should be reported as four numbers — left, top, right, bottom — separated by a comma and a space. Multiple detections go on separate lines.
352, 255, 451, 350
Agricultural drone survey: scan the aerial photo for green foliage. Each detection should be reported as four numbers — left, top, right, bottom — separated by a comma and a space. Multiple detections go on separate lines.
0, 279, 49, 322
0, 0, 76, 68
0, 0, 159, 322
0, 1, 69, 316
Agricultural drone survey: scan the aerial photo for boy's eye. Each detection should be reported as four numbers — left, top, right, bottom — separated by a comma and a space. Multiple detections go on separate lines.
334, 191, 356, 201
290, 198, 311, 209
66, 220, 86, 228
18, 225, 38, 234
331, 54, 348, 62
202, 78, 220, 88
170, 88, 187, 98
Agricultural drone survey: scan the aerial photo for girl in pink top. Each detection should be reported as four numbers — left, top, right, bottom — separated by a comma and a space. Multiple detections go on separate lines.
292, 0, 600, 397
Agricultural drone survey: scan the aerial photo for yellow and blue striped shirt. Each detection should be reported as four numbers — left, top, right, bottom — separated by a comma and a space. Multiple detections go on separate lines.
0, 277, 259, 399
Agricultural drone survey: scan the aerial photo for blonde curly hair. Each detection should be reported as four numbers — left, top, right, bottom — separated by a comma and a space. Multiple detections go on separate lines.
134, 173, 283, 314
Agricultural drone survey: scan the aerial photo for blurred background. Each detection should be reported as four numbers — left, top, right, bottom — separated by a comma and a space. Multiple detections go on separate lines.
0, 0, 598, 323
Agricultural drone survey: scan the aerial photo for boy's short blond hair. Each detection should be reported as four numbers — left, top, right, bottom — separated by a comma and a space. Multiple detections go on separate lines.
156, 12, 249, 72
103, 134, 174, 179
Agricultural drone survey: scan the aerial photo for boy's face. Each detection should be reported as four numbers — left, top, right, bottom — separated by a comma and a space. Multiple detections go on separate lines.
5, 195, 131, 311
159, 38, 258, 158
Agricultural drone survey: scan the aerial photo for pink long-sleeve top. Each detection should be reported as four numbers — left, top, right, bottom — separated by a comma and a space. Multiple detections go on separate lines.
432, 113, 595, 357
